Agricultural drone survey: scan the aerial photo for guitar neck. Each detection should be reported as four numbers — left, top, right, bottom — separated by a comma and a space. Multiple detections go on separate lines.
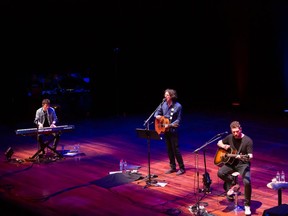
226, 154, 238, 157
226, 154, 249, 158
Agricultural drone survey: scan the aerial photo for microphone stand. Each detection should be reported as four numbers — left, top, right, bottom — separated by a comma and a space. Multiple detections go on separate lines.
143, 99, 165, 128
189, 134, 222, 215
141, 100, 164, 188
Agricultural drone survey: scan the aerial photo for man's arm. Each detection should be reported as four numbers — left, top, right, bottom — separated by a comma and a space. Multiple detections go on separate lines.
217, 140, 230, 150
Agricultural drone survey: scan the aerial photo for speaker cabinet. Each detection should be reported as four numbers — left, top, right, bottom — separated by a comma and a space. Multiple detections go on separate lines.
5, 147, 14, 160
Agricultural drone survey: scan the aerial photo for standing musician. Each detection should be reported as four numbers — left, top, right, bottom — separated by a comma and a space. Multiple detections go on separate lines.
154, 88, 186, 176
34, 98, 60, 156
216, 121, 253, 215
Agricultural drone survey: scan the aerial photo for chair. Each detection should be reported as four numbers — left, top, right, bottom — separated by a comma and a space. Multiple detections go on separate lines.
227, 172, 243, 212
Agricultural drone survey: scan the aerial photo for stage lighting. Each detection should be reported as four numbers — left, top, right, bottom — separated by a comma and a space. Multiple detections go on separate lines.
5, 147, 14, 161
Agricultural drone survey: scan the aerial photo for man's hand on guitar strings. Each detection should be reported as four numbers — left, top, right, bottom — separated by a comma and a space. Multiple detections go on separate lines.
236, 154, 250, 162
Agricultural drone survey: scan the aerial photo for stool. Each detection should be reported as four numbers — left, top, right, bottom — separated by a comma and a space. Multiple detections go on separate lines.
227, 172, 243, 212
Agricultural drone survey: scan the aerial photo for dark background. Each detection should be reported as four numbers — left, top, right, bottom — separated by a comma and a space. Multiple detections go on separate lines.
1, 0, 288, 124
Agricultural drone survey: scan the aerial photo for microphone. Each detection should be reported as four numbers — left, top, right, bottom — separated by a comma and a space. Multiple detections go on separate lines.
158, 98, 165, 107
217, 131, 228, 136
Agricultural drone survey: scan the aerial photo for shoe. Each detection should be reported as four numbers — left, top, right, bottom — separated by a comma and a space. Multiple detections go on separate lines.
227, 184, 240, 196
244, 206, 251, 215
176, 169, 185, 175
165, 169, 177, 174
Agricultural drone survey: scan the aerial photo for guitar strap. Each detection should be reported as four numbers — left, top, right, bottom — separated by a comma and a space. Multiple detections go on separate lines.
236, 144, 242, 154
235, 138, 250, 163
169, 107, 175, 123
236, 137, 244, 154
164, 104, 174, 124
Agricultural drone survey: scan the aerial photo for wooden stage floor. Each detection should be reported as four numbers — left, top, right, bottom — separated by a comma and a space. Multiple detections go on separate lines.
0, 110, 287, 216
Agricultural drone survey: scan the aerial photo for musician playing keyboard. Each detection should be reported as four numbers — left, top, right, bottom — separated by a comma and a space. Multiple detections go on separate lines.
34, 98, 60, 156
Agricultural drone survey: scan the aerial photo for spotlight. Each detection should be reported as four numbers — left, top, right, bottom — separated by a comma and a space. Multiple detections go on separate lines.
5, 147, 14, 161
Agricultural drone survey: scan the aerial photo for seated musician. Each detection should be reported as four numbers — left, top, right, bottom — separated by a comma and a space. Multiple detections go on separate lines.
34, 98, 60, 156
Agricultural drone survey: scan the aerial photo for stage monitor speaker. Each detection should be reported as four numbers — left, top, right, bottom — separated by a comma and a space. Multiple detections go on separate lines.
263, 204, 288, 216
5, 147, 14, 160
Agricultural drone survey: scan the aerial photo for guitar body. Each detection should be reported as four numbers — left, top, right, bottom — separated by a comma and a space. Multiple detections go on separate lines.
155, 116, 170, 134
214, 147, 237, 166
214, 147, 249, 166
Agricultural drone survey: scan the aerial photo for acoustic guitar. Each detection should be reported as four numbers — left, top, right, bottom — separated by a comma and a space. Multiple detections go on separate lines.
214, 147, 249, 166
155, 116, 170, 134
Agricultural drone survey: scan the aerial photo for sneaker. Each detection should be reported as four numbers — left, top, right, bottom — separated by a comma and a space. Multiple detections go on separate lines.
165, 169, 177, 174
244, 206, 251, 215
176, 169, 185, 175
227, 184, 240, 196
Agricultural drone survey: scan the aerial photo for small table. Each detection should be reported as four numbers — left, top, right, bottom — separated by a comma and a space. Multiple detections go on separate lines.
267, 182, 288, 206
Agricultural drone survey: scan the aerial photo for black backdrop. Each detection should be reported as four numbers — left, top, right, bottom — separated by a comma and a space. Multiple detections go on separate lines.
1, 0, 287, 123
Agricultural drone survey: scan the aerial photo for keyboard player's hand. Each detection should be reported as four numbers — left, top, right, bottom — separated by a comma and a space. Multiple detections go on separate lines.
38, 123, 43, 129
50, 124, 56, 128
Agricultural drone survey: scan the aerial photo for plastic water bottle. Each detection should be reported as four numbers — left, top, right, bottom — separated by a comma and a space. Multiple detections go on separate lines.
281, 171, 285, 183
76, 144, 80, 153
123, 160, 127, 172
73, 144, 80, 153
119, 159, 124, 171
276, 171, 280, 182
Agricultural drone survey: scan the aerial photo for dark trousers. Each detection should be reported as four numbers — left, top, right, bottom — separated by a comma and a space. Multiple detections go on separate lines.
164, 132, 185, 170
217, 162, 252, 206
38, 133, 60, 153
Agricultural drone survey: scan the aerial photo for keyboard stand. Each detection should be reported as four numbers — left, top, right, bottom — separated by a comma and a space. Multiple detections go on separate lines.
30, 134, 63, 160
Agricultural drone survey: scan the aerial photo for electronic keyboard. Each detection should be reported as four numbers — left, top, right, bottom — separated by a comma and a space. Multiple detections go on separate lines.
15, 125, 75, 136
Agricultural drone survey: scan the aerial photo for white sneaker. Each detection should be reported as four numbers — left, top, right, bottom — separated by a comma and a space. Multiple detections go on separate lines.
245, 206, 251, 215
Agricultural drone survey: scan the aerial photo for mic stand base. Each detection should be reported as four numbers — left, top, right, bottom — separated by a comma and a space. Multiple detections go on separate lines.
144, 179, 158, 189
137, 174, 158, 185
140, 174, 159, 188
189, 190, 209, 215
199, 188, 212, 194
146, 178, 157, 184
188, 202, 209, 216
145, 174, 158, 179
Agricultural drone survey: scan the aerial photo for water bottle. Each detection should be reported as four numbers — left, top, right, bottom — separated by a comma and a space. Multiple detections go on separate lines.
119, 159, 124, 171
73, 144, 78, 152
76, 144, 80, 153
123, 160, 127, 172
276, 171, 280, 182
281, 171, 285, 183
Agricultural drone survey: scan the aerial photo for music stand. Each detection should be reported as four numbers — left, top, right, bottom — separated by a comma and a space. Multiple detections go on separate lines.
136, 128, 161, 188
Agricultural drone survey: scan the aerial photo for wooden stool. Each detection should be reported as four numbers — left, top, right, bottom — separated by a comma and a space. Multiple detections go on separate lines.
227, 172, 243, 212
